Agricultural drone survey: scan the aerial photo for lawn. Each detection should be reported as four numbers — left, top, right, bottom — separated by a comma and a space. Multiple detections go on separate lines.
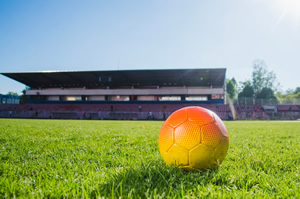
0, 119, 299, 198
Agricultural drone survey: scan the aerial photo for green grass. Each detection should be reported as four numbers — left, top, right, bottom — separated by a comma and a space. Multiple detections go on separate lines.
0, 119, 299, 198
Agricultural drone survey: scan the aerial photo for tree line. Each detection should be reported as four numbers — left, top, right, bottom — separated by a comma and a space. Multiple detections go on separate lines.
226, 59, 299, 104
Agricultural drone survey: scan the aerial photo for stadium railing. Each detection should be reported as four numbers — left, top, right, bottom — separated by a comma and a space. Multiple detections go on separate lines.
0, 103, 299, 120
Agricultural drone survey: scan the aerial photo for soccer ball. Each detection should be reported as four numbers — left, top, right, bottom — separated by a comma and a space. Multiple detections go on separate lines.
158, 106, 229, 171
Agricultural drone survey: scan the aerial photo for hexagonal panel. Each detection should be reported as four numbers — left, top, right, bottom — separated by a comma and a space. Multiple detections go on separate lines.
187, 107, 214, 126
161, 144, 189, 166
159, 123, 174, 152
215, 136, 229, 164
213, 113, 229, 138
189, 144, 217, 170
201, 123, 222, 148
174, 121, 201, 150
166, 108, 188, 128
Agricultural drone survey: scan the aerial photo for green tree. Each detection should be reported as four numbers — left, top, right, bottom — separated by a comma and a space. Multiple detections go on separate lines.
6, 92, 19, 96
294, 87, 300, 94
276, 87, 300, 104
226, 78, 237, 99
256, 87, 276, 99
252, 59, 279, 96
238, 81, 254, 98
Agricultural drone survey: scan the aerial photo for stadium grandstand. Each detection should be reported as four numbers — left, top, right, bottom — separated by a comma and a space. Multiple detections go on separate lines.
1, 68, 299, 120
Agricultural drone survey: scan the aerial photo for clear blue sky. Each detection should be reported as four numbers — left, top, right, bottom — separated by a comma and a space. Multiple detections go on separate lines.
0, 0, 299, 94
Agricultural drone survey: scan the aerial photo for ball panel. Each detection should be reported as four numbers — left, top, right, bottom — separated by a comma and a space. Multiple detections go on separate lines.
215, 136, 229, 163
162, 144, 189, 166
174, 121, 201, 150
201, 123, 222, 148
158, 123, 174, 152
213, 113, 229, 138
166, 108, 188, 128
187, 106, 214, 126
189, 144, 218, 170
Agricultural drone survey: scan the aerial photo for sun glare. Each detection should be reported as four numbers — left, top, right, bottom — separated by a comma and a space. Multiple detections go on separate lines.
278, 0, 300, 17
274, 0, 300, 27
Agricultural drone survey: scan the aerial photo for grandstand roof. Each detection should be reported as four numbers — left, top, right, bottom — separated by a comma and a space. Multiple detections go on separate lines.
1, 68, 226, 89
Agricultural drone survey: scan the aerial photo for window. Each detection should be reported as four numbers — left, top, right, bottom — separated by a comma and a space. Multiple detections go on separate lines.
159, 96, 181, 101
186, 96, 208, 101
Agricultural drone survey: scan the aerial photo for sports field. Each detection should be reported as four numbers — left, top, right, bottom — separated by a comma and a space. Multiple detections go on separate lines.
0, 119, 299, 198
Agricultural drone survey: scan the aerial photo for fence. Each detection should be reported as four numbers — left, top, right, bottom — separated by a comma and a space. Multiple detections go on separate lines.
235, 97, 300, 105
0, 109, 233, 120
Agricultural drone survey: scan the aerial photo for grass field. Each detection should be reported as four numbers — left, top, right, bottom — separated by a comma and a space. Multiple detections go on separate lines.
0, 119, 299, 198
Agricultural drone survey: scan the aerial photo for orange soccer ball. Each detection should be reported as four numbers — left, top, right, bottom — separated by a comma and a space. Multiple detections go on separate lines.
158, 106, 229, 171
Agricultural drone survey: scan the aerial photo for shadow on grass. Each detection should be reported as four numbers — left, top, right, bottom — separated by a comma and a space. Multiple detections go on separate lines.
94, 160, 221, 198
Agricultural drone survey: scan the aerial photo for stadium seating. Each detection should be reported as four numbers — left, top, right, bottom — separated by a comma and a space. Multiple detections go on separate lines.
0, 103, 299, 120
